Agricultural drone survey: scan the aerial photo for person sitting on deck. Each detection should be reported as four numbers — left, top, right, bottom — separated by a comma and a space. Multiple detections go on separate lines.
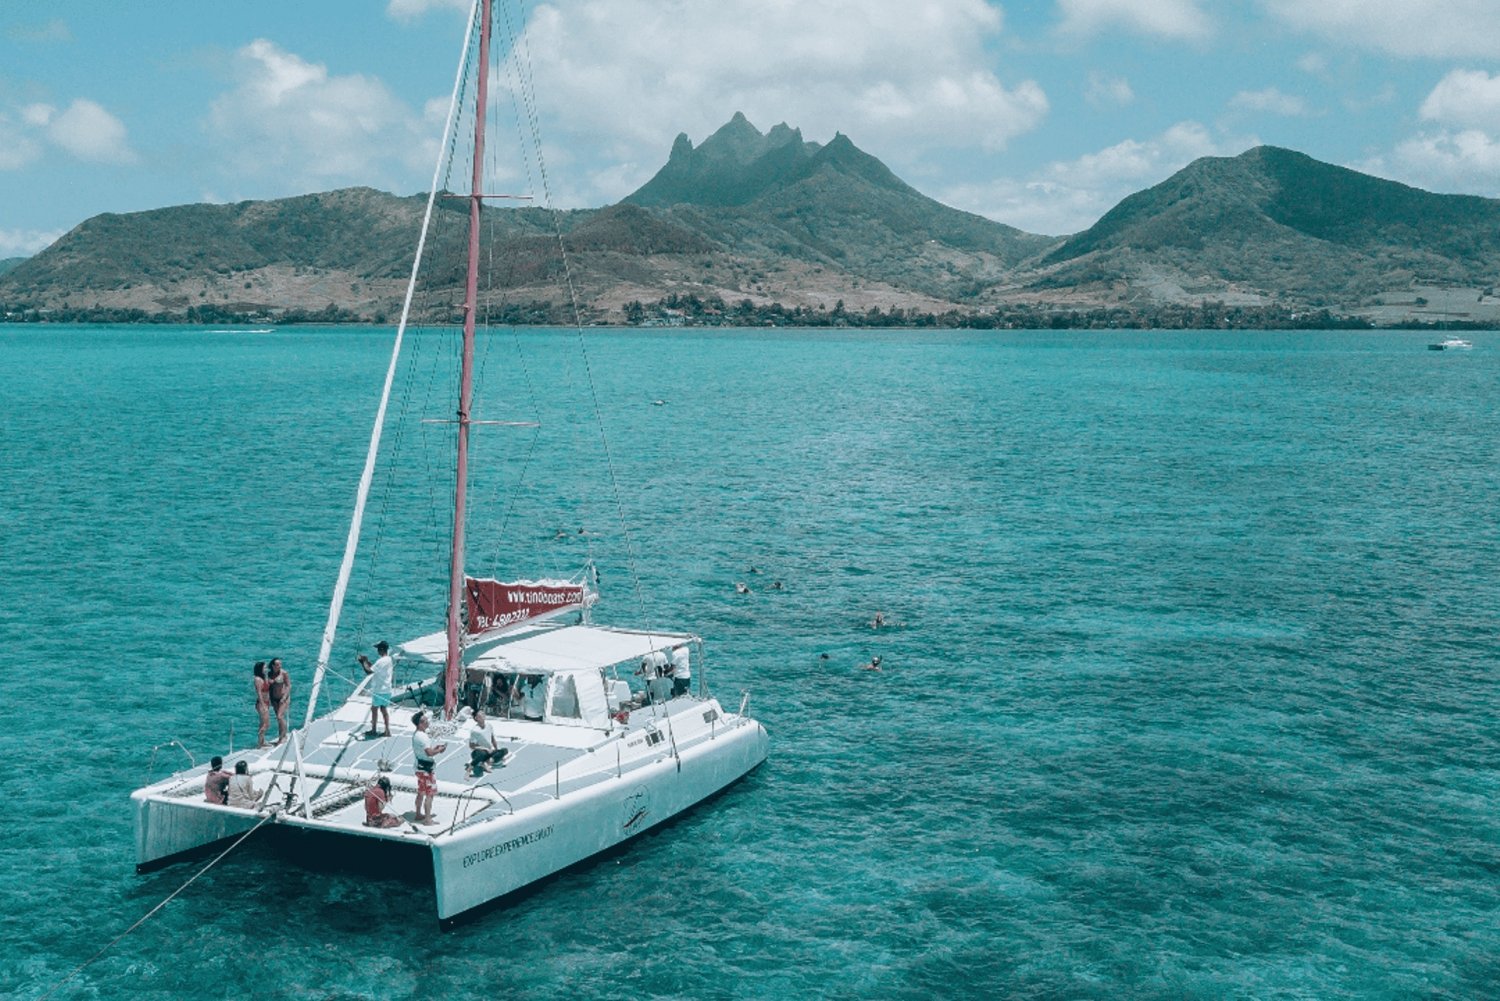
204, 756, 231, 805
468, 709, 507, 777
411, 711, 446, 825
363, 776, 402, 828
227, 760, 258, 809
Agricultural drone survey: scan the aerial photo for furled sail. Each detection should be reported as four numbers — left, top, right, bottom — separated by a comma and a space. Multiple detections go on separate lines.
464, 576, 594, 638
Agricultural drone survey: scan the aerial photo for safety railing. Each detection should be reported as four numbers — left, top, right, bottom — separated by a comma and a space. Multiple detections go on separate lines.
447, 781, 514, 835
142, 740, 196, 788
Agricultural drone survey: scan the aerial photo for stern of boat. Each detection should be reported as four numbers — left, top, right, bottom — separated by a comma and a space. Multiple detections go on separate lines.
132, 785, 262, 872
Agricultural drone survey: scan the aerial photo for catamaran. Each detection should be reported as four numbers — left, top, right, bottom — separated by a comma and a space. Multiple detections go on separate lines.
130, 0, 768, 927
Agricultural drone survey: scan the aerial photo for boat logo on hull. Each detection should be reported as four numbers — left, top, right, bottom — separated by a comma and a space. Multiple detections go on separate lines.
622, 787, 651, 832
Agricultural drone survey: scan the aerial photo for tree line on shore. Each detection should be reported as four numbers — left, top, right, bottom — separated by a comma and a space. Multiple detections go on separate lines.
5, 294, 1493, 331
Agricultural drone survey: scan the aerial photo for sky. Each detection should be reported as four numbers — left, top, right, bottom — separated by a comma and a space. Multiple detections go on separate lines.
6, 0, 1500, 257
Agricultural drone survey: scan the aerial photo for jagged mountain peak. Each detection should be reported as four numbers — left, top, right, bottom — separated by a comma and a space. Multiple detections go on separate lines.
625, 115, 925, 208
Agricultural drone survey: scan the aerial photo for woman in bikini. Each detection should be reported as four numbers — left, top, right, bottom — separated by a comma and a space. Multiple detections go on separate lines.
266, 658, 291, 744
253, 661, 270, 747
364, 776, 402, 828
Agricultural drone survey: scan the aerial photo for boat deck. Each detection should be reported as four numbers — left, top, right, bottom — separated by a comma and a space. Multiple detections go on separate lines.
140, 690, 735, 844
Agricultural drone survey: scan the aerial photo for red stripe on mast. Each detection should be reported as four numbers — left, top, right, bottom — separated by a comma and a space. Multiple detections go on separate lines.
445, 0, 492, 718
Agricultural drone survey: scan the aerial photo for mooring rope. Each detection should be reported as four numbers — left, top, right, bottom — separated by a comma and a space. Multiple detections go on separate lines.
38, 810, 279, 1000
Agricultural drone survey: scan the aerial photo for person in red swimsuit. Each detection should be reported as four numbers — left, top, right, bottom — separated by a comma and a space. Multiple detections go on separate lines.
252, 662, 270, 747
364, 776, 402, 828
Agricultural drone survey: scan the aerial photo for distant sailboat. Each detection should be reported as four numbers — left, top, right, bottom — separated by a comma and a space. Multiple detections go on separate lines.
131, 0, 768, 927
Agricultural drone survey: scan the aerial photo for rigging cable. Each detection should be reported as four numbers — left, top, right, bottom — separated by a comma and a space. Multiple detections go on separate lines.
474, 4, 555, 583
37, 812, 279, 1001
356, 4, 474, 671
302, 0, 481, 727
506, 0, 655, 635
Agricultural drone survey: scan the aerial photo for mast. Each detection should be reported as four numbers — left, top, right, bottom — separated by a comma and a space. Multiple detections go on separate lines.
445, 0, 492, 718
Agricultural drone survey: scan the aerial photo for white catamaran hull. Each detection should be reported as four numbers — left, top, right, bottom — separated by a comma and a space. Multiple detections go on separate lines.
133, 687, 768, 924
432, 718, 767, 922
133, 795, 264, 871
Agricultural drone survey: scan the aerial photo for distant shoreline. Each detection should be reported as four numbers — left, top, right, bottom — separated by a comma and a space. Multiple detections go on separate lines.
3, 303, 1494, 332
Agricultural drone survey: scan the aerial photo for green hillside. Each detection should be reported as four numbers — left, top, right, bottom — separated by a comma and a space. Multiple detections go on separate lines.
5, 127, 1500, 327
1036, 146, 1500, 304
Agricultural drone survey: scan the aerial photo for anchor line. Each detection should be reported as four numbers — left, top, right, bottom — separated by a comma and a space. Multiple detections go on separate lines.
39, 811, 279, 1000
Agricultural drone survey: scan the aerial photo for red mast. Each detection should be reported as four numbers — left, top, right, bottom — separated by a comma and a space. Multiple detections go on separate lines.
445, 0, 492, 718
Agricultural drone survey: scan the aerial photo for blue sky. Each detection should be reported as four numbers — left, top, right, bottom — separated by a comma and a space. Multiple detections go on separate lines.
5, 0, 1500, 256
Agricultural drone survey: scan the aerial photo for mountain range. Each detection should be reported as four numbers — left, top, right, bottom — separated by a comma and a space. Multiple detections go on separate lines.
4, 113, 1499, 326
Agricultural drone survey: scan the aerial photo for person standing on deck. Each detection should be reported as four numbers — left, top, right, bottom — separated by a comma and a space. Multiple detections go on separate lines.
252, 662, 270, 747
411, 711, 446, 825
266, 658, 291, 744
358, 641, 395, 738
515, 675, 546, 721
670, 646, 692, 698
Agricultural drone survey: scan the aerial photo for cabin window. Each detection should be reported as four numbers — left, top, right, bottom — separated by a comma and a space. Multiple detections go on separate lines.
549, 674, 581, 720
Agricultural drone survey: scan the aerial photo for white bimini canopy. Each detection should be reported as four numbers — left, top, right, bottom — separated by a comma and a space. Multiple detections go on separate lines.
396, 626, 541, 664
468, 624, 696, 674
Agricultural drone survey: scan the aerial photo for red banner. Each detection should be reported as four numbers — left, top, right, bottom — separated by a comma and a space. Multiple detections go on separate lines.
465, 577, 590, 636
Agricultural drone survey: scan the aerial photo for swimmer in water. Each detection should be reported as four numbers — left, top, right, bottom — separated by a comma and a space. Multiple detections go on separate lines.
860, 656, 883, 672
735, 582, 751, 594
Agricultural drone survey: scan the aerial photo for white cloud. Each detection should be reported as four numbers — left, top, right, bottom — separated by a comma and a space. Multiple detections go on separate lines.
1229, 87, 1309, 117
21, 104, 54, 127
46, 99, 138, 164
1354, 68, 1500, 196
1420, 68, 1500, 130
1370, 129, 1500, 195
1296, 51, 1328, 76
939, 121, 1254, 235
386, 0, 470, 21
1262, 0, 1500, 59
499, 0, 1047, 205
1, 100, 135, 167
0, 228, 63, 256
5, 19, 71, 43
0, 113, 42, 169
1056, 0, 1212, 41
207, 39, 439, 190
1085, 72, 1135, 108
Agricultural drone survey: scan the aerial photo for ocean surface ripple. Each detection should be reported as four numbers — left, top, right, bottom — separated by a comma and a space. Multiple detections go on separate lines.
1, 325, 1495, 1000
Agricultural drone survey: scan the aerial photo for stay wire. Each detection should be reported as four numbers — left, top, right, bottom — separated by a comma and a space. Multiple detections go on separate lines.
508, 0, 654, 632
474, 9, 555, 583
38, 812, 278, 1001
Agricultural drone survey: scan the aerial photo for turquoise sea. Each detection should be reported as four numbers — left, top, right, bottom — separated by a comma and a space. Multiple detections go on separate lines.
2, 324, 1496, 1000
